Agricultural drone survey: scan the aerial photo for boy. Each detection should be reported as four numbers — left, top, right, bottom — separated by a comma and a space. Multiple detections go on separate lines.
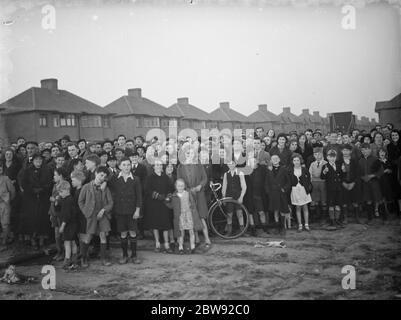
321, 150, 343, 227
222, 160, 247, 236
108, 157, 142, 264
58, 181, 79, 269
339, 145, 360, 224
107, 154, 119, 176
78, 166, 113, 267
308, 145, 327, 224
0, 161, 16, 246
84, 154, 101, 185
358, 143, 384, 223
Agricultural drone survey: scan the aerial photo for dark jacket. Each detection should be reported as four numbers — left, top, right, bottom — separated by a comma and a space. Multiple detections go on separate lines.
289, 166, 313, 194
321, 162, 343, 192
108, 173, 142, 216
264, 165, 290, 213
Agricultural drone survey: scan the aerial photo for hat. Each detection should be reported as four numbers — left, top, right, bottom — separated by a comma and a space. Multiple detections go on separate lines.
360, 143, 371, 149
313, 147, 323, 153
61, 135, 70, 141
341, 144, 353, 151
98, 150, 107, 157
32, 153, 44, 161
107, 154, 117, 162
327, 150, 337, 157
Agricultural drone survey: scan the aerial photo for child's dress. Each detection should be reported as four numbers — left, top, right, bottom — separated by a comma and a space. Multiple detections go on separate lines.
291, 167, 312, 206
177, 191, 194, 230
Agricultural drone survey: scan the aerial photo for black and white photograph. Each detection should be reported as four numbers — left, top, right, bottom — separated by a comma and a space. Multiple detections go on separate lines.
0, 0, 401, 306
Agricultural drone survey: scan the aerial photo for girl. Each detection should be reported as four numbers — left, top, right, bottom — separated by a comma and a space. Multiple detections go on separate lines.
49, 167, 69, 261
269, 134, 292, 168
168, 179, 203, 254
0, 161, 16, 246
58, 181, 79, 269
264, 154, 291, 235
289, 154, 312, 232
298, 134, 313, 166
177, 146, 212, 250
144, 160, 174, 253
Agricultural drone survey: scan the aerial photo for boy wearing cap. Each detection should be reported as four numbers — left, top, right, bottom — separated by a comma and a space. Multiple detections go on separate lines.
308, 144, 327, 224
107, 154, 119, 176
358, 143, 384, 223
321, 150, 343, 227
339, 144, 360, 224
84, 154, 100, 185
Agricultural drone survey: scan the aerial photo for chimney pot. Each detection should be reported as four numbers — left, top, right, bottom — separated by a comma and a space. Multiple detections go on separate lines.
313, 111, 319, 116
177, 97, 189, 105
220, 102, 230, 110
258, 104, 267, 112
283, 107, 291, 113
41, 78, 58, 91
128, 88, 142, 98
302, 109, 309, 114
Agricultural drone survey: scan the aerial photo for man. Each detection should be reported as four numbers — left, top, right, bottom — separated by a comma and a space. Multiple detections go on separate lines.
17, 141, 38, 192
255, 127, 265, 140
253, 138, 270, 166
126, 140, 135, 151
305, 129, 314, 144
102, 140, 114, 154
130, 152, 147, 186
16, 137, 26, 147
60, 135, 70, 153
63, 143, 81, 175
108, 157, 142, 264
134, 136, 144, 148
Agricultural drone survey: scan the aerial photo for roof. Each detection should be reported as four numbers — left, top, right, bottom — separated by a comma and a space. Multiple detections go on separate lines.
168, 102, 211, 121
248, 109, 280, 123
278, 108, 302, 124
375, 92, 401, 112
298, 110, 314, 124
209, 105, 250, 123
0, 87, 111, 115
105, 95, 174, 118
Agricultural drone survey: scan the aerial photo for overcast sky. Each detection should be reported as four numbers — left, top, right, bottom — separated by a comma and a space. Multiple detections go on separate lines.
1, 1, 400, 120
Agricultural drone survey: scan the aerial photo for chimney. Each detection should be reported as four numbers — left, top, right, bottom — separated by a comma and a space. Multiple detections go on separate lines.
371, 118, 376, 123
302, 109, 310, 115
313, 111, 320, 117
283, 107, 291, 113
258, 104, 268, 112
177, 97, 189, 105
220, 102, 230, 110
128, 88, 142, 98
41, 78, 58, 91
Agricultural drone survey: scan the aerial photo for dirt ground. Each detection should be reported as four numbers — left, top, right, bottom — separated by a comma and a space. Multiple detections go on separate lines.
0, 217, 400, 300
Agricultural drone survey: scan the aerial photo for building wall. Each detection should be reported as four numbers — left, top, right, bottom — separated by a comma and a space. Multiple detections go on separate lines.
377, 108, 401, 128
5, 112, 36, 142
0, 112, 9, 146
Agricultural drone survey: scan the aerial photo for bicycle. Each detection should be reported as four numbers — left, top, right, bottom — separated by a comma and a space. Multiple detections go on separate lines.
207, 181, 250, 239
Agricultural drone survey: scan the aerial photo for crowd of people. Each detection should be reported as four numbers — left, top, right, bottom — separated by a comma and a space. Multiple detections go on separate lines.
0, 123, 400, 270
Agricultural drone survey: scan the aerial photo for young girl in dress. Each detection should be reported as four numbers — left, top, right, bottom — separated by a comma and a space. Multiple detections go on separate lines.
289, 154, 312, 232
168, 179, 203, 254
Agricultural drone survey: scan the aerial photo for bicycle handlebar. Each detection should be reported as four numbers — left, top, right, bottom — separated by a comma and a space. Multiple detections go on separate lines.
210, 182, 222, 192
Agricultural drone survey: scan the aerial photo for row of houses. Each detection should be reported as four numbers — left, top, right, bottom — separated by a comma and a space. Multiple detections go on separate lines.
0, 78, 379, 144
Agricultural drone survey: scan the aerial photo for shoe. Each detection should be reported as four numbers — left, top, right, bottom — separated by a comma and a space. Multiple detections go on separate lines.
190, 248, 197, 254
203, 243, 212, 252
179, 249, 184, 255
119, 256, 129, 264
62, 259, 71, 270
297, 225, 303, 233
130, 257, 142, 264
101, 259, 112, 267
304, 224, 310, 232
164, 247, 173, 254
154, 246, 161, 253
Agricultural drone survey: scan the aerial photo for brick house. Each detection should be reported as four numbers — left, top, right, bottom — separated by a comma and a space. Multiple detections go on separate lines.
0, 79, 114, 143
168, 97, 212, 135
311, 111, 324, 132
298, 109, 315, 131
247, 104, 281, 132
277, 107, 303, 133
104, 88, 179, 139
375, 93, 401, 128
209, 102, 252, 132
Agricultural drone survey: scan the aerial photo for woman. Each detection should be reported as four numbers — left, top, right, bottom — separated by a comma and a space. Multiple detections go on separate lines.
2, 148, 21, 241
177, 145, 212, 250
263, 136, 272, 152
143, 160, 175, 253
16, 144, 27, 163
298, 134, 313, 166
77, 139, 89, 159
20, 153, 52, 249
370, 132, 385, 157
269, 133, 292, 168
267, 129, 276, 140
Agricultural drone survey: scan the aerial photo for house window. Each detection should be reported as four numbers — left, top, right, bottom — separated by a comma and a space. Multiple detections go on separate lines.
136, 117, 143, 128
161, 119, 169, 128
144, 117, 160, 128
193, 121, 206, 130
53, 115, 59, 127
102, 116, 110, 128
169, 119, 178, 128
80, 115, 102, 128
56, 114, 76, 127
39, 114, 47, 127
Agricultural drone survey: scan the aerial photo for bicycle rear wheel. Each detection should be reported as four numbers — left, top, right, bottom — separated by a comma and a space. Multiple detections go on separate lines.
208, 199, 249, 239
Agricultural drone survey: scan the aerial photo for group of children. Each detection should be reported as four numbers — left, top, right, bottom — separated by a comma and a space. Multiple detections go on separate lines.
0, 126, 400, 270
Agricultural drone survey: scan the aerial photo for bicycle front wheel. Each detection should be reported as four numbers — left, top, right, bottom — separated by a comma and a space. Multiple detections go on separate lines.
208, 199, 249, 240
